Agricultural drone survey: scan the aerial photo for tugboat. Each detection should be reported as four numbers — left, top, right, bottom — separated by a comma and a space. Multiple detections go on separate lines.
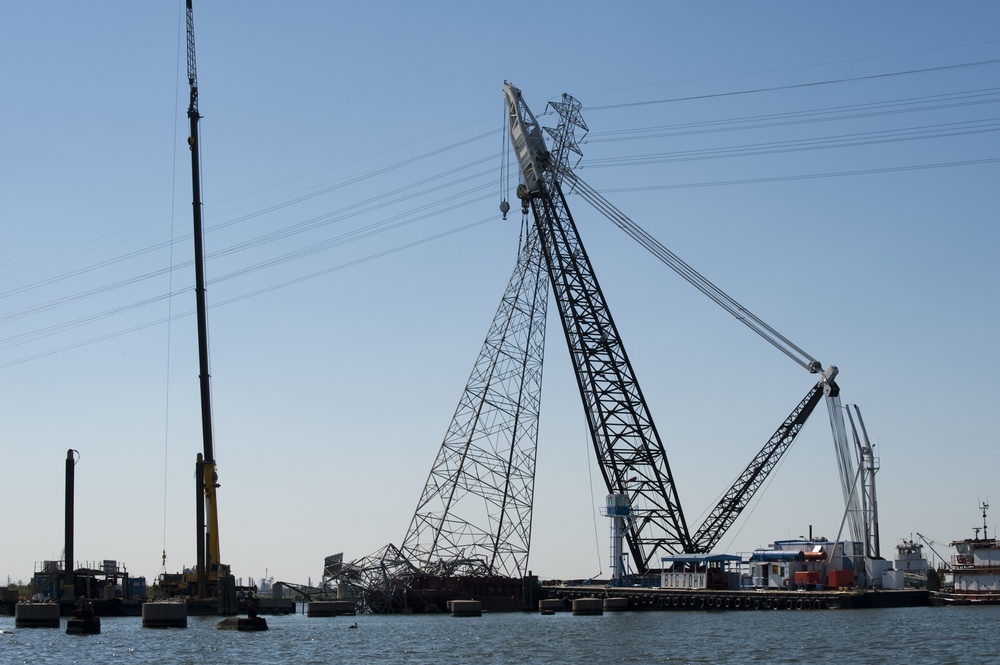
894, 538, 931, 588
931, 501, 1000, 605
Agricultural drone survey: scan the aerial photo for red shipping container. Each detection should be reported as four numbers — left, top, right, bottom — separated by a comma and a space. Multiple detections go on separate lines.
794, 571, 820, 585
827, 569, 855, 587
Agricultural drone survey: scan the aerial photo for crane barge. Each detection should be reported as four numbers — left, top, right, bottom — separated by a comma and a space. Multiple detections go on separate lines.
325, 82, 899, 611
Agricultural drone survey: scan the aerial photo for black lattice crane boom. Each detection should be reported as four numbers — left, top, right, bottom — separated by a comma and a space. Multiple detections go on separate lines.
563, 171, 844, 554
504, 82, 883, 567
504, 82, 694, 568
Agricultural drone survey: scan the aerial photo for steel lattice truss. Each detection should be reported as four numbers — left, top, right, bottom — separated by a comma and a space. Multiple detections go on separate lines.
399, 222, 549, 578
510, 86, 694, 568
325, 544, 418, 614
690, 382, 824, 552
328, 84, 869, 603
528, 184, 692, 568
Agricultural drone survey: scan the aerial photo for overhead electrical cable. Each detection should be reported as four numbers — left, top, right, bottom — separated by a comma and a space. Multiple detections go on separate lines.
579, 119, 1000, 168
584, 88, 1000, 143
0, 217, 492, 369
0, 189, 495, 351
584, 58, 1000, 111
197, 131, 498, 237
210, 160, 497, 259
6, 59, 997, 368
0, 131, 498, 299
212, 217, 493, 308
210, 189, 495, 284
594, 157, 1000, 192
0, 162, 498, 325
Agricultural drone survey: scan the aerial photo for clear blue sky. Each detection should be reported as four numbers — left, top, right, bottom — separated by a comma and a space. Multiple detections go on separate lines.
2, 1, 997, 586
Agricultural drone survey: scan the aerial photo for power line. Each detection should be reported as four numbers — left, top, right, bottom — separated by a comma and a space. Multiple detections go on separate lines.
588, 158, 1000, 192
0, 217, 493, 369
6, 60, 997, 367
579, 119, 1000, 168
584, 59, 1000, 111
0, 130, 499, 299
0, 162, 498, 324
585, 88, 1000, 143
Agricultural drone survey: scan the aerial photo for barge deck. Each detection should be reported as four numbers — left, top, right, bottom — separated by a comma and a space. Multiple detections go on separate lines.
544, 585, 929, 610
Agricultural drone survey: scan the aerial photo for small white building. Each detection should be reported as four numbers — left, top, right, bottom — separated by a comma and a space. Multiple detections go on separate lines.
660, 554, 741, 590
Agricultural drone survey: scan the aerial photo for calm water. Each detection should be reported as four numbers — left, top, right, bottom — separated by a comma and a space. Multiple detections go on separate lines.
1, 606, 997, 664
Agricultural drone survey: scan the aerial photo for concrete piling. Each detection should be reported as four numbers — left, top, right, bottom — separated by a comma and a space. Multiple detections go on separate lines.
142, 601, 188, 628
572, 597, 604, 616
15, 602, 60, 628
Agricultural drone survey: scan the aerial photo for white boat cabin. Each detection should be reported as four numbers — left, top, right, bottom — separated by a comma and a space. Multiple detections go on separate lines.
951, 536, 1000, 593
894, 539, 930, 573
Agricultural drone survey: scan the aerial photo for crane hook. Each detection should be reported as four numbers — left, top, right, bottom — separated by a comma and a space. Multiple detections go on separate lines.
500, 200, 510, 220
516, 184, 530, 215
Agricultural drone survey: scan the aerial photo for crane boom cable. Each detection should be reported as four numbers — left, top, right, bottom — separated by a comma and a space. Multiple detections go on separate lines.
562, 168, 819, 372
162, 0, 187, 579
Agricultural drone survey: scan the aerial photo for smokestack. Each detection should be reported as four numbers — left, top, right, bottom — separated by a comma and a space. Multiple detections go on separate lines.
65, 449, 75, 598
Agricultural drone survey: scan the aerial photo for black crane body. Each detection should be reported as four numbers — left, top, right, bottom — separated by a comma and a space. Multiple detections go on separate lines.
504, 83, 693, 568
186, 0, 223, 599
327, 83, 882, 608
503, 83, 867, 572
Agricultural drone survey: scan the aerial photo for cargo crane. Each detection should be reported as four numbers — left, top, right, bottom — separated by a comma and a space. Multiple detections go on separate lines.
552, 171, 850, 555
158, 0, 230, 601
328, 83, 882, 609
186, 0, 228, 600
503, 82, 879, 569
503, 83, 692, 568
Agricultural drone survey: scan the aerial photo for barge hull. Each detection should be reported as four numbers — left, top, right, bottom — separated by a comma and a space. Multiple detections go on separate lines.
544, 586, 929, 610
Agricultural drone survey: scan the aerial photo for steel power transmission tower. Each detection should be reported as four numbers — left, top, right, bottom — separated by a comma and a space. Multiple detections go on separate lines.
399, 220, 549, 578
503, 82, 693, 570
